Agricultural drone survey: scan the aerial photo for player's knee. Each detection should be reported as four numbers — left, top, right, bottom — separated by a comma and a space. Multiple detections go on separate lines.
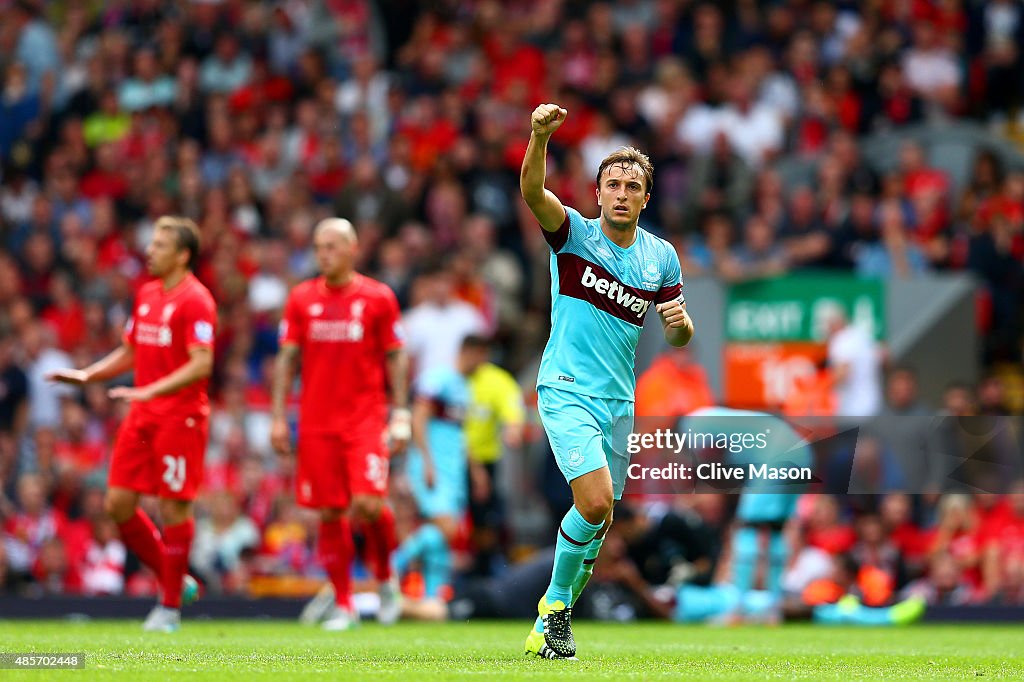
733, 527, 759, 561
576, 493, 613, 525
104, 490, 135, 523
320, 507, 344, 523
431, 515, 458, 542
159, 498, 193, 526
351, 496, 382, 522
768, 532, 789, 562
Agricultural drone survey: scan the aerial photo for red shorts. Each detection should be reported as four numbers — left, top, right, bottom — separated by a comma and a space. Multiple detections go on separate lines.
108, 407, 208, 500
295, 425, 389, 509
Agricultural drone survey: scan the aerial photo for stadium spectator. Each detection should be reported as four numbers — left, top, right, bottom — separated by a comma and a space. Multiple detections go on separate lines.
726, 213, 789, 281
635, 346, 715, 429
928, 494, 984, 600
825, 308, 883, 418
191, 491, 260, 594
79, 516, 126, 596
403, 264, 486, 378
0, 334, 29, 439
902, 551, 974, 605
870, 366, 945, 491
855, 200, 930, 278
20, 322, 74, 431
8, 0, 61, 94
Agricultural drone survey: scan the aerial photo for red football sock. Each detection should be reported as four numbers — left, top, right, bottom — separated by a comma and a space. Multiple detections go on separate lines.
319, 518, 354, 609
363, 506, 397, 582
117, 508, 166, 578
161, 518, 195, 609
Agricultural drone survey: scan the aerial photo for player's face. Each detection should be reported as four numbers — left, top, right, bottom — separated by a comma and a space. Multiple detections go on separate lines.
146, 228, 186, 278
457, 345, 487, 375
596, 162, 649, 230
313, 229, 356, 279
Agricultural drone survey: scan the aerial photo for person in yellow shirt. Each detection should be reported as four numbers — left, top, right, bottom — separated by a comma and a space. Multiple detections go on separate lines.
462, 335, 525, 577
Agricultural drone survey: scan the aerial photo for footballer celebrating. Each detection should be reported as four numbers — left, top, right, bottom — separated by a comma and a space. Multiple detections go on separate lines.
520, 104, 694, 659
48, 216, 216, 633
271, 218, 410, 630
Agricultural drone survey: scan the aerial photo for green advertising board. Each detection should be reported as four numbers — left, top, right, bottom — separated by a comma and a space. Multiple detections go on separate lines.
726, 274, 886, 343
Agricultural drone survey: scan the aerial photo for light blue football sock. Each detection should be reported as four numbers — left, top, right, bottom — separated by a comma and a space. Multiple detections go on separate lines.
813, 597, 893, 626
419, 523, 451, 598
393, 522, 450, 597
731, 526, 758, 592
543, 506, 603, 606
673, 584, 741, 622
534, 534, 605, 633
572, 535, 604, 605
766, 530, 788, 596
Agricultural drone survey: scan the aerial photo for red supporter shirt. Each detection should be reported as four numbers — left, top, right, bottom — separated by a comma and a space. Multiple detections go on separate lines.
280, 274, 403, 433
806, 525, 858, 555
123, 274, 217, 418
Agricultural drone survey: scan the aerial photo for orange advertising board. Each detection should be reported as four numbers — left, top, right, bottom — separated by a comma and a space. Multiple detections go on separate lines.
723, 342, 826, 409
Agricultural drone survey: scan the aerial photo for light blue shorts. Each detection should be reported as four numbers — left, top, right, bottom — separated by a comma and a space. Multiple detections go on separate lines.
537, 386, 634, 500
736, 493, 800, 524
406, 448, 467, 519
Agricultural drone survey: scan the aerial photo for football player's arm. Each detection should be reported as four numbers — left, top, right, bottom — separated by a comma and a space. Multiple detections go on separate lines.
47, 343, 135, 385
827, 342, 851, 388
829, 362, 851, 387
655, 252, 693, 348
497, 375, 526, 449
270, 342, 300, 456
112, 346, 213, 401
520, 104, 568, 232
386, 348, 411, 454
657, 300, 694, 348
411, 395, 437, 488
386, 348, 410, 411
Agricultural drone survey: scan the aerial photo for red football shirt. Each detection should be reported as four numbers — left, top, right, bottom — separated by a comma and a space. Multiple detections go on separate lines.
123, 273, 217, 418
280, 274, 403, 433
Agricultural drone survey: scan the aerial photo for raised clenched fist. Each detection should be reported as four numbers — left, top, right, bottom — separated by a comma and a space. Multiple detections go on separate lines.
531, 103, 567, 137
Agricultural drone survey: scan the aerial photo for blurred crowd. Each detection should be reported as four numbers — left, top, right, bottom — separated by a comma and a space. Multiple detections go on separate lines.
583, 486, 1024, 621
2, 0, 1024, 608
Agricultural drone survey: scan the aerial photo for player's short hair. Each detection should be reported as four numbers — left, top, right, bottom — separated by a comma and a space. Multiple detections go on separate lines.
154, 215, 201, 270
419, 259, 451, 278
887, 364, 917, 380
596, 147, 654, 194
314, 217, 356, 242
461, 334, 492, 351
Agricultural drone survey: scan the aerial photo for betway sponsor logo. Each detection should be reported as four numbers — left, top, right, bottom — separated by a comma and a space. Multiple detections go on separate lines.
581, 266, 652, 318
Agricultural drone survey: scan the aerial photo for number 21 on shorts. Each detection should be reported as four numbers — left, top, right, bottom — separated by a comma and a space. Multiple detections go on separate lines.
162, 455, 187, 492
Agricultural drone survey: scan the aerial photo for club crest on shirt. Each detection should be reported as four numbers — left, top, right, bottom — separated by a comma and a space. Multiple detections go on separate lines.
643, 259, 660, 281
350, 300, 366, 319
567, 447, 584, 468
641, 258, 661, 290
162, 304, 176, 322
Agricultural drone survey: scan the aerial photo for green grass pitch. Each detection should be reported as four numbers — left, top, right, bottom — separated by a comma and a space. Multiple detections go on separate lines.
2, 620, 1022, 680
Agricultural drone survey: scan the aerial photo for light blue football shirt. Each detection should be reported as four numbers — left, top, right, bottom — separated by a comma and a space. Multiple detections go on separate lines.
537, 206, 683, 401
416, 365, 469, 470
